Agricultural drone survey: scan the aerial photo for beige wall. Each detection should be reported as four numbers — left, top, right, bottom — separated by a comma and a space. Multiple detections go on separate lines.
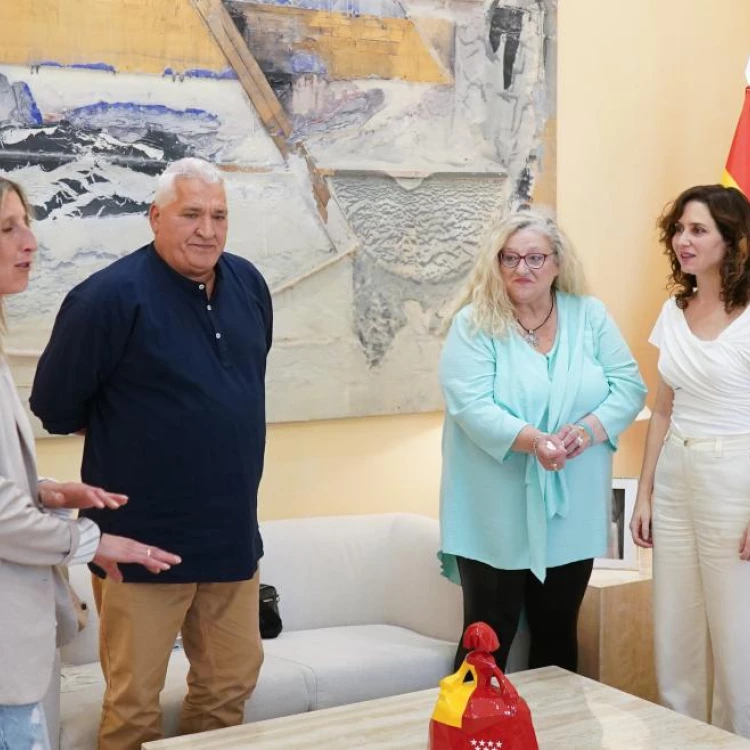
557, 0, 750, 475
35, 1, 750, 520
35, 414, 446, 521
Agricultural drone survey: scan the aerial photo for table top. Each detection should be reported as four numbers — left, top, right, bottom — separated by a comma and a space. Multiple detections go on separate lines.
143, 666, 750, 749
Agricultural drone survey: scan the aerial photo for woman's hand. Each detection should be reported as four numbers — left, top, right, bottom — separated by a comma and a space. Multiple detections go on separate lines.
534, 434, 568, 472
39, 480, 128, 511
630, 492, 653, 548
92, 534, 182, 583
739, 522, 750, 561
556, 424, 591, 459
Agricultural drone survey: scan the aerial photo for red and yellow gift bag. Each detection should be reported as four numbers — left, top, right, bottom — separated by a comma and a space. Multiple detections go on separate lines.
429, 623, 539, 750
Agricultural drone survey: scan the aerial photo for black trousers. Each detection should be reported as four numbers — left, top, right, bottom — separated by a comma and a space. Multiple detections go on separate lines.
454, 556, 594, 673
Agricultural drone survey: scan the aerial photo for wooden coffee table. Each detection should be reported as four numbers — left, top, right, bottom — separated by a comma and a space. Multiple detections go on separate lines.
143, 666, 750, 749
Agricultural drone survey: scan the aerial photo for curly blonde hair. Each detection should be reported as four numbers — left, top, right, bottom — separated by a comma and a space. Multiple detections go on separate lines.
443, 208, 589, 337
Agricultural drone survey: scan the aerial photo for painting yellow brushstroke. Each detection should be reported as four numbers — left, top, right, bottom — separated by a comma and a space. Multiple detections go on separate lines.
409, 15, 455, 78
240, 5, 453, 84
0, 0, 227, 74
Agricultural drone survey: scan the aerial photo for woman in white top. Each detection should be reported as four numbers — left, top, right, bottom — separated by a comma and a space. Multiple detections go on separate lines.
630, 184, 750, 737
0, 176, 181, 749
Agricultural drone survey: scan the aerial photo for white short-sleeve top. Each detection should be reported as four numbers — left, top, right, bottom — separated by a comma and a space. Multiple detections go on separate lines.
650, 297, 750, 437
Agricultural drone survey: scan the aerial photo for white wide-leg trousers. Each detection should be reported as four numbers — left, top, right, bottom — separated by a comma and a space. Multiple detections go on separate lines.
653, 427, 750, 737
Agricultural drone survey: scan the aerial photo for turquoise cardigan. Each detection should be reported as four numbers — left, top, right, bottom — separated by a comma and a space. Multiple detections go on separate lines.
438, 293, 646, 582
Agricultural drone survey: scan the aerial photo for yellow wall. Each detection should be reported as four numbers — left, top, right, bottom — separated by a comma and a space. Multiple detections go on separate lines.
35, 0, 750, 520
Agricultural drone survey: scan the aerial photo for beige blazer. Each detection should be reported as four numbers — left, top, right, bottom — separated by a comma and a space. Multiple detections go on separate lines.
0, 358, 82, 705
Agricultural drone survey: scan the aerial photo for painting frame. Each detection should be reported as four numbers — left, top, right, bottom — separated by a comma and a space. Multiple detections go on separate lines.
595, 477, 640, 571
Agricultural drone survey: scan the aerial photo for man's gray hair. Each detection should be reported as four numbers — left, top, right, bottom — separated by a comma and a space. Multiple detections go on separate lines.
153, 158, 224, 207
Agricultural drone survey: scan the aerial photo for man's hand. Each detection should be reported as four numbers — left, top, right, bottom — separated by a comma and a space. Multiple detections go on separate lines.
93, 534, 182, 583
39, 481, 128, 511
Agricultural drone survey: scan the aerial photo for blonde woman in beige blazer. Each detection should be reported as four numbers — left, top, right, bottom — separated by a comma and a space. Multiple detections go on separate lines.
0, 177, 181, 749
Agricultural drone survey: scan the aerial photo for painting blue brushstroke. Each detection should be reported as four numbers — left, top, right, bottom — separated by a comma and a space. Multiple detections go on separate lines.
35, 61, 117, 73
184, 68, 237, 80
290, 52, 327, 76
234, 0, 406, 18
15, 83, 43, 125
71, 63, 117, 73
65, 102, 219, 133
0, 74, 43, 126
163, 67, 238, 80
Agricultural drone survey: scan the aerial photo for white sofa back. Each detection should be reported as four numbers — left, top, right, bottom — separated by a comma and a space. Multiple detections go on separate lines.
63, 513, 462, 666
384, 513, 463, 642
260, 513, 462, 641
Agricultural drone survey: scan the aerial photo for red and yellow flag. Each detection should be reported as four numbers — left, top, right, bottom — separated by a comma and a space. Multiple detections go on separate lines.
722, 86, 750, 196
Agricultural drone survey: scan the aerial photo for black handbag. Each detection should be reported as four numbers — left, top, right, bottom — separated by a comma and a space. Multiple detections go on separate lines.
259, 583, 282, 639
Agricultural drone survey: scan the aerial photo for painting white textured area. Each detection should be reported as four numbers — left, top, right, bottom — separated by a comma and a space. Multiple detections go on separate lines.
0, 0, 556, 431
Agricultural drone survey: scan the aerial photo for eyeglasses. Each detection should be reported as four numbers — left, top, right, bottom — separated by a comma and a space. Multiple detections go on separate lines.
499, 251, 557, 270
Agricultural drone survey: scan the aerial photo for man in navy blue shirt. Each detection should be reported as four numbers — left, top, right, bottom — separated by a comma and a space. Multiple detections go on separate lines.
31, 158, 272, 750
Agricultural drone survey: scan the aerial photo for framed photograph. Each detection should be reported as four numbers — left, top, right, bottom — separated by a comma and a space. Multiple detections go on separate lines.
595, 478, 639, 570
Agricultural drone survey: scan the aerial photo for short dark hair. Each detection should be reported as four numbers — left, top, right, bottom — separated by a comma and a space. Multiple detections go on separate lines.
658, 184, 750, 311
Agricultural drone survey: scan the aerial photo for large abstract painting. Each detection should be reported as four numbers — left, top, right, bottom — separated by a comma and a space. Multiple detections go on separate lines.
0, 0, 556, 432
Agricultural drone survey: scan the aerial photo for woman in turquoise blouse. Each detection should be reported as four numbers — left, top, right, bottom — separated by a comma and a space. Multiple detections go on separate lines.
439, 209, 646, 672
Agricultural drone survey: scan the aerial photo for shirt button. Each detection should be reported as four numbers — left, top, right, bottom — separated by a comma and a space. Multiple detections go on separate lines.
215, 332, 222, 340
207, 305, 212, 311
198, 284, 205, 291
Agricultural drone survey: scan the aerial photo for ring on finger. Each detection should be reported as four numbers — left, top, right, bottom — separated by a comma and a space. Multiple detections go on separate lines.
551, 462, 558, 470
146, 547, 152, 558
576, 435, 584, 446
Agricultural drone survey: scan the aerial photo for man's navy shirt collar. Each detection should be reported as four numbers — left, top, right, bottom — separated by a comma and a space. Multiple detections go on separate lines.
148, 242, 224, 298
